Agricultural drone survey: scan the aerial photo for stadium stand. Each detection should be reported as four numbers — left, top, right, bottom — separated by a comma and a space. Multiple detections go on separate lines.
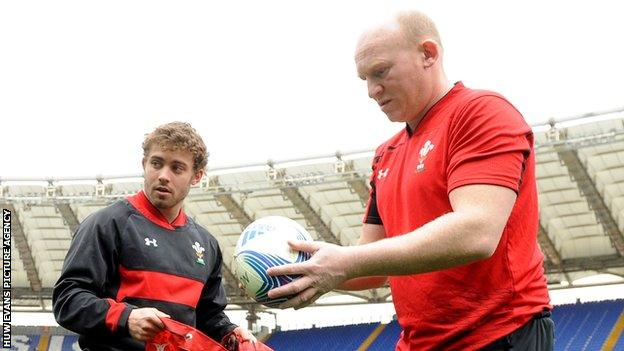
10, 326, 78, 351
11, 300, 624, 350
366, 320, 402, 351
254, 322, 380, 351
109, 181, 143, 196
11, 238, 30, 288
56, 183, 96, 197
552, 299, 624, 350
5, 185, 46, 198
262, 300, 624, 350
69, 203, 106, 223
3, 113, 624, 349
16, 203, 70, 288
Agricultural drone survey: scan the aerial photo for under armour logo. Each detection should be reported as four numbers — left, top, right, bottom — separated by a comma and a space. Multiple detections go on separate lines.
377, 168, 390, 180
153, 343, 168, 351
145, 238, 158, 247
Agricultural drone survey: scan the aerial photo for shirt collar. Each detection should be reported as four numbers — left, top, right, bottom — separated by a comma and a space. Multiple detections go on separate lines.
405, 81, 465, 136
127, 190, 187, 230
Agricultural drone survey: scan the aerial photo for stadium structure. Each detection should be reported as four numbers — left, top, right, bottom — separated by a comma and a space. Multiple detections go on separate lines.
3, 109, 624, 350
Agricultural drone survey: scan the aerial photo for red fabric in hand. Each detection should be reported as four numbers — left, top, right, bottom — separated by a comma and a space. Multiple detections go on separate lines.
146, 318, 273, 351
146, 318, 226, 351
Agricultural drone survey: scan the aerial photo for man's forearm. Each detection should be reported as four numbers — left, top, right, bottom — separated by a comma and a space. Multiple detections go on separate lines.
347, 211, 498, 279
338, 276, 388, 291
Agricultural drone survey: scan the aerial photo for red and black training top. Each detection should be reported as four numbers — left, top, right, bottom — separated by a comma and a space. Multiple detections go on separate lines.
53, 191, 236, 351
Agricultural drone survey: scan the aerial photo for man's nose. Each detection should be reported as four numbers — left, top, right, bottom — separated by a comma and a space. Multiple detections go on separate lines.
368, 80, 383, 100
158, 168, 172, 183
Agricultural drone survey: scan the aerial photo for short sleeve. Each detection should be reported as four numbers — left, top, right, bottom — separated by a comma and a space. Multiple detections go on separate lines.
363, 148, 384, 225
446, 95, 533, 194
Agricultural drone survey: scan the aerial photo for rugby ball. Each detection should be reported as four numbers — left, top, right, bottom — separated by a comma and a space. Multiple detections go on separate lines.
233, 216, 313, 308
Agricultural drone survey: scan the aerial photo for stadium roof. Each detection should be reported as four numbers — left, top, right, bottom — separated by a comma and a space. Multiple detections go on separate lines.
3, 109, 624, 312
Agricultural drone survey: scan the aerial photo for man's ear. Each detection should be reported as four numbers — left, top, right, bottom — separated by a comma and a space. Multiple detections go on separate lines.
191, 169, 205, 185
421, 39, 441, 67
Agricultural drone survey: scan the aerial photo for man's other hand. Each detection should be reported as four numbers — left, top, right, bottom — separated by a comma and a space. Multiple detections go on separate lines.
128, 307, 170, 341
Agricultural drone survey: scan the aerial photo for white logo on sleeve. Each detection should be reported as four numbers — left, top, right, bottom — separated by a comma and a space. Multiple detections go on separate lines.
153, 343, 168, 351
416, 140, 435, 173
144, 238, 158, 247
377, 168, 390, 180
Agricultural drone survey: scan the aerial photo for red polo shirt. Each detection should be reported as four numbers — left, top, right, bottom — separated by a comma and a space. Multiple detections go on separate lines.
364, 82, 551, 350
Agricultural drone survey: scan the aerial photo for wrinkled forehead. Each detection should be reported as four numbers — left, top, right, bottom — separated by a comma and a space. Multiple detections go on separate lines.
356, 26, 391, 50
355, 28, 405, 70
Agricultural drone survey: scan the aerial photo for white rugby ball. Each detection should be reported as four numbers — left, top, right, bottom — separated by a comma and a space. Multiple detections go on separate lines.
233, 216, 313, 307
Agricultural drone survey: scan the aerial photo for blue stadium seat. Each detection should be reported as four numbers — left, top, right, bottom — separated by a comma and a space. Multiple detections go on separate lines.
551, 299, 624, 351
9, 300, 624, 350
367, 320, 401, 351
266, 299, 624, 351
265, 323, 379, 351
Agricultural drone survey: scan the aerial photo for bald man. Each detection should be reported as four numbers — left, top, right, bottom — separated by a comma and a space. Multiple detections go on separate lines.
267, 11, 553, 351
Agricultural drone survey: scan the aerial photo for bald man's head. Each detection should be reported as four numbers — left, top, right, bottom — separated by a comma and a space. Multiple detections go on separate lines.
357, 10, 442, 51
354, 10, 450, 129
395, 11, 442, 48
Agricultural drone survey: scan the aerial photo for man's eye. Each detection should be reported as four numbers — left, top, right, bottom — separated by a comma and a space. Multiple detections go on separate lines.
373, 68, 387, 78
151, 160, 161, 167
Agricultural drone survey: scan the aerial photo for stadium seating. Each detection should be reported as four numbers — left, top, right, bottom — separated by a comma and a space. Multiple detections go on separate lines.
8, 299, 624, 350
366, 320, 401, 350
70, 203, 106, 223
10, 332, 79, 351
11, 238, 30, 288
552, 299, 624, 351
58, 183, 96, 197
109, 182, 142, 195
16, 204, 71, 287
5, 185, 46, 198
265, 322, 379, 351
261, 299, 624, 351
